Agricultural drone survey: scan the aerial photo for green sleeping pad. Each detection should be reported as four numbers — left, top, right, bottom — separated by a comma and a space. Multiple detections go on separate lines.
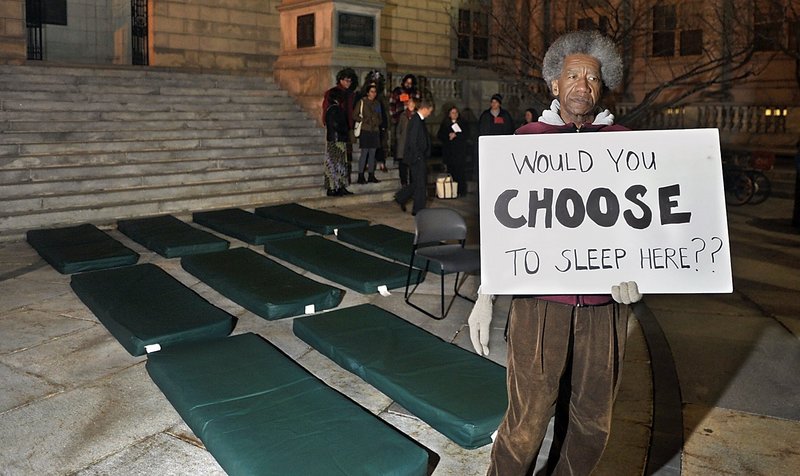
293, 304, 508, 449
181, 248, 345, 320
26, 224, 139, 274
254, 203, 369, 235
146, 333, 429, 476
336, 224, 428, 268
264, 235, 423, 294
192, 208, 305, 244
70, 263, 236, 356
117, 215, 229, 258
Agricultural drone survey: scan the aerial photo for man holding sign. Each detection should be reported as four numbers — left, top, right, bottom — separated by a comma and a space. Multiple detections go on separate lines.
471, 31, 644, 476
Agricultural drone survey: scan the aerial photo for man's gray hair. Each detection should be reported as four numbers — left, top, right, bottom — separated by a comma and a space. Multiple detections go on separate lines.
542, 30, 623, 91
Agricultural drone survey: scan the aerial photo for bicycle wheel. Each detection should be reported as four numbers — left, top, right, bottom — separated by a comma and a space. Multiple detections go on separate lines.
748, 171, 771, 205
725, 170, 754, 206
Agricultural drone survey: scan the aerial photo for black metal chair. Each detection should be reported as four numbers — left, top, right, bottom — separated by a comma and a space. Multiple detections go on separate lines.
404, 208, 481, 319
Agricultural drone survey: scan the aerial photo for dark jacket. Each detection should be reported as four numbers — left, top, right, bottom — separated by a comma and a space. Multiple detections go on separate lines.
437, 118, 468, 166
325, 104, 349, 142
478, 107, 516, 136
403, 113, 430, 165
516, 118, 629, 305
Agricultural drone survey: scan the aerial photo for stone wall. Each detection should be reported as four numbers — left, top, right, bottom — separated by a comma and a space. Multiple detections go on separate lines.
0, 0, 25, 64
381, 0, 452, 76
151, 0, 281, 71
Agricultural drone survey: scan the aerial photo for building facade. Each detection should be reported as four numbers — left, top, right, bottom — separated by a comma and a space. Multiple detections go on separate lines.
1, 0, 798, 155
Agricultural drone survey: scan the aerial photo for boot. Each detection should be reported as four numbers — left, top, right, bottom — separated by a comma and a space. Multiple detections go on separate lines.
357, 174, 367, 184
368, 174, 380, 183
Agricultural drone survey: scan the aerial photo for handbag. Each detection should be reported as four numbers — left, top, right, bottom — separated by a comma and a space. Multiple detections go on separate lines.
353, 100, 363, 138
436, 174, 458, 199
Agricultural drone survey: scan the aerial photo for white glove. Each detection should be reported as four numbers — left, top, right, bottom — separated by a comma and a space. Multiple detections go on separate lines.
611, 281, 642, 304
468, 289, 493, 356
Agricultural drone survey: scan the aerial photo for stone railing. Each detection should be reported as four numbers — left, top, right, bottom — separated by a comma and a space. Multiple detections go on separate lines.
616, 104, 789, 135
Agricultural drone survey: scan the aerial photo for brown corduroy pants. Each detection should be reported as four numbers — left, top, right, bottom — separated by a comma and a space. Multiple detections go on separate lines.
488, 297, 629, 476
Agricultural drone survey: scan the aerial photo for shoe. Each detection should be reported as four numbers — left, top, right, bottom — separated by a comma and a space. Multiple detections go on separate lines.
395, 197, 407, 212
326, 189, 336, 197
341, 188, 353, 195
368, 175, 380, 183
356, 174, 367, 184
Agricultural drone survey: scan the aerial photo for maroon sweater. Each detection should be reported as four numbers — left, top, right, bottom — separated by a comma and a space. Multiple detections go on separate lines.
515, 119, 629, 306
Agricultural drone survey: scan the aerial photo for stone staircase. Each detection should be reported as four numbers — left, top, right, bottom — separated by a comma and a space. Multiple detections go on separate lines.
0, 64, 397, 241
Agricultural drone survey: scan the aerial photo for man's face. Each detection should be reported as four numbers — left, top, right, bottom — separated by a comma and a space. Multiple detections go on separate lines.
339, 77, 352, 89
551, 53, 603, 122
419, 105, 434, 119
490, 99, 501, 111
403, 78, 413, 89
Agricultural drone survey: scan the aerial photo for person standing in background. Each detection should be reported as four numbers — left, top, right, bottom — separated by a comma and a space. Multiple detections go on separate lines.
353, 83, 383, 184
395, 98, 434, 215
395, 96, 417, 186
477, 93, 515, 137
522, 107, 538, 126
437, 106, 469, 194
322, 68, 358, 183
323, 87, 352, 197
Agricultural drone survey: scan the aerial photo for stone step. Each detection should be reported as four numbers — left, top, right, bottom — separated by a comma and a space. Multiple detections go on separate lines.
0, 172, 323, 214
0, 163, 324, 199
1, 146, 323, 169
0, 185, 324, 240
0, 153, 324, 183
0, 110, 309, 123
0, 81, 288, 98
5, 135, 323, 157
0, 125, 321, 145
0, 118, 317, 133
0, 66, 280, 89
0, 90, 291, 106
0, 98, 301, 114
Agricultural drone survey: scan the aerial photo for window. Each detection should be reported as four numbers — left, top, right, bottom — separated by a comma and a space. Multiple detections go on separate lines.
651, 4, 703, 57
652, 5, 677, 56
753, 2, 783, 51
297, 14, 315, 48
680, 29, 703, 55
458, 9, 489, 61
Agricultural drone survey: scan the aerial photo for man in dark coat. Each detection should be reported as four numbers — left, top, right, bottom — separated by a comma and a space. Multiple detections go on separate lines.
394, 98, 434, 215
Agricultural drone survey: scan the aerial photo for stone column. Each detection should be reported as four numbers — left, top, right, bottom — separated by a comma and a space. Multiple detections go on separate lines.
274, 0, 386, 125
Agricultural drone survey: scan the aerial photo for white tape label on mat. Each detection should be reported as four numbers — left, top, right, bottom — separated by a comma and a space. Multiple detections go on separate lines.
305, 304, 316, 314
333, 228, 339, 236
145, 343, 162, 353
377, 285, 391, 296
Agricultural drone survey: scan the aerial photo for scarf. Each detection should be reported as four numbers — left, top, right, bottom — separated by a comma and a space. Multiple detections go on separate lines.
539, 99, 615, 126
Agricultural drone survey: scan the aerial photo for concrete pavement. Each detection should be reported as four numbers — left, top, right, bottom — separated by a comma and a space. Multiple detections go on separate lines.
0, 186, 798, 475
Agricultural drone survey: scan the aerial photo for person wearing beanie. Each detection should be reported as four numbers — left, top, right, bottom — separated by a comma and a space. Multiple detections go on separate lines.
477, 93, 515, 137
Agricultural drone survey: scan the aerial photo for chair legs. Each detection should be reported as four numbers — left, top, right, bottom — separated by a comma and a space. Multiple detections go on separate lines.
405, 269, 476, 320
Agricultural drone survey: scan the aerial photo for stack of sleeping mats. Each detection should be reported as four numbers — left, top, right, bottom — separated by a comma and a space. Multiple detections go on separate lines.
192, 208, 305, 245
294, 304, 508, 449
181, 248, 344, 320
254, 203, 368, 235
26, 224, 139, 274
146, 333, 430, 476
264, 235, 423, 294
117, 215, 229, 258
70, 263, 236, 356
336, 224, 428, 269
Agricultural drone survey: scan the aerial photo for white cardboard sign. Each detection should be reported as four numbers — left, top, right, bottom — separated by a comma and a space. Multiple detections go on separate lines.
478, 128, 732, 295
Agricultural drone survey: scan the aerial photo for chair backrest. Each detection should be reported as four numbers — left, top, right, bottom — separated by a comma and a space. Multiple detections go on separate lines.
414, 208, 467, 245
